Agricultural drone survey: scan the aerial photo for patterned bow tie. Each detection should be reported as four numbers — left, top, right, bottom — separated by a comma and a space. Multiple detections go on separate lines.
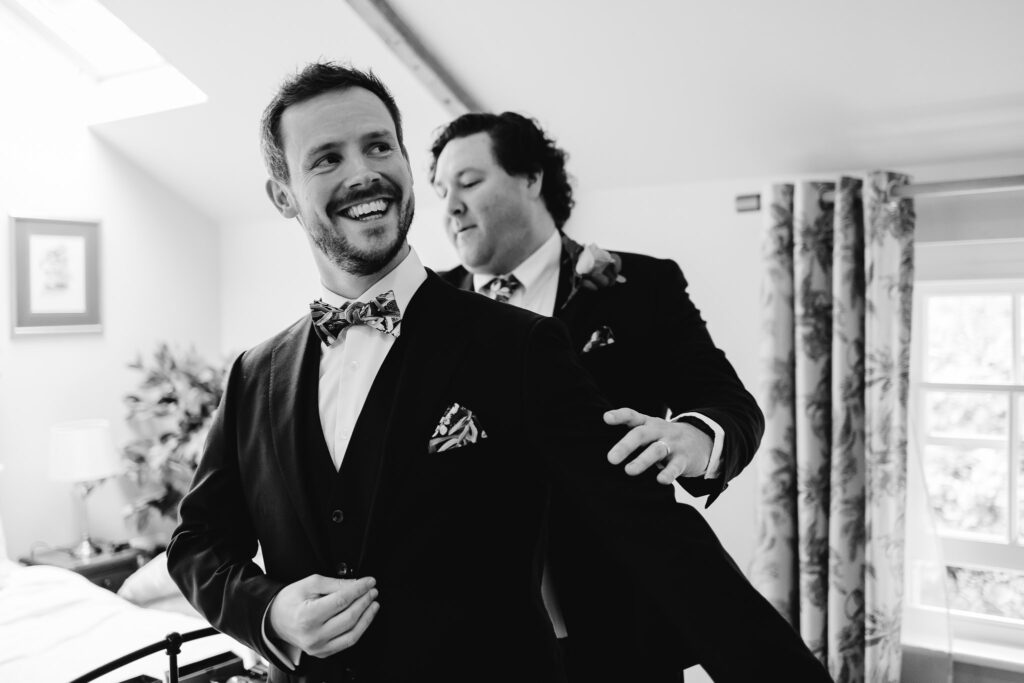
310, 290, 402, 346
483, 275, 522, 304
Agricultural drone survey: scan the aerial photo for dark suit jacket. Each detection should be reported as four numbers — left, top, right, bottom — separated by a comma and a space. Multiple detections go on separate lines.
440, 237, 765, 680
168, 272, 825, 683
440, 236, 763, 501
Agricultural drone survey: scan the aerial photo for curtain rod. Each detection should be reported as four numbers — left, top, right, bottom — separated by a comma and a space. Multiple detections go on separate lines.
734, 174, 1024, 213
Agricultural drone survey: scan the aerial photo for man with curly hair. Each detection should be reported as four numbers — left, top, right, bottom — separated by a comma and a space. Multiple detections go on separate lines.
431, 113, 765, 682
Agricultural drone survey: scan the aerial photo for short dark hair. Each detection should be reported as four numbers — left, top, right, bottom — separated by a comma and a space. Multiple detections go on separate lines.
429, 112, 575, 228
260, 62, 406, 183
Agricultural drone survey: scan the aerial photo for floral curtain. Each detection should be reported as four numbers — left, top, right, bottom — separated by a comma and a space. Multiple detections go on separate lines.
750, 172, 916, 682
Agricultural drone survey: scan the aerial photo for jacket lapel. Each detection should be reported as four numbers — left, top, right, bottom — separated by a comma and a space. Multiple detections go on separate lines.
553, 233, 581, 312
363, 274, 477, 523
452, 266, 474, 293
553, 234, 593, 339
268, 317, 331, 568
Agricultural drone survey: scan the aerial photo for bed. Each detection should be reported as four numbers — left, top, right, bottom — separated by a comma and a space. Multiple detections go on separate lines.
0, 554, 254, 682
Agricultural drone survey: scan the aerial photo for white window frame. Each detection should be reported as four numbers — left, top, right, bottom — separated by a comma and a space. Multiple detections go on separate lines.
904, 238, 1024, 670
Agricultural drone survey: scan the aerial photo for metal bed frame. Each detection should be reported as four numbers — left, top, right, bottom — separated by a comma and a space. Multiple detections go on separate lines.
68, 627, 219, 683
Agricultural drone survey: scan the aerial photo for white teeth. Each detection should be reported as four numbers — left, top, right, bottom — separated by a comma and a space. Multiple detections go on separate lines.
343, 199, 389, 219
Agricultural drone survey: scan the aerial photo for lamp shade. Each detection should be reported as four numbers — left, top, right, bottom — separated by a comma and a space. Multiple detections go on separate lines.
48, 419, 122, 483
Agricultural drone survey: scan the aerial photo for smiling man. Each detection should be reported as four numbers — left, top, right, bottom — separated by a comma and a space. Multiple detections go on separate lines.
167, 62, 830, 683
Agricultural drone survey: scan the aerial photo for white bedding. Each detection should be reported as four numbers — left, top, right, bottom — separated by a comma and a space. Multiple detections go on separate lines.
0, 560, 250, 683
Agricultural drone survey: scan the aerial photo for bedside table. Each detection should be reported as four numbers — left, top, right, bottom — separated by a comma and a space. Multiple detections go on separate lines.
20, 547, 147, 592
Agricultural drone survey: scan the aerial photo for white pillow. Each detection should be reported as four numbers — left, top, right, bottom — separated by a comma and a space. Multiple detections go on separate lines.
117, 551, 182, 605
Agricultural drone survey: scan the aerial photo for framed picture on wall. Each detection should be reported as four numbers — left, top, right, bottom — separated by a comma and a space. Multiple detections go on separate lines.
9, 216, 102, 335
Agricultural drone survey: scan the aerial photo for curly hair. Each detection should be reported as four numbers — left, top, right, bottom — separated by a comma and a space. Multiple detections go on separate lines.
429, 112, 575, 228
260, 62, 406, 183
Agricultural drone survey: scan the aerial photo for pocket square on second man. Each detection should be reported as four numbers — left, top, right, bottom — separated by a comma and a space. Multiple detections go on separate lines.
582, 325, 615, 353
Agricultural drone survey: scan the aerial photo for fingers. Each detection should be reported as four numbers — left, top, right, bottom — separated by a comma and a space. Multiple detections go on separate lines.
303, 581, 380, 658
309, 577, 375, 619
603, 407, 646, 427
320, 599, 381, 657
623, 440, 672, 476
607, 422, 656, 465
320, 587, 379, 639
656, 453, 691, 484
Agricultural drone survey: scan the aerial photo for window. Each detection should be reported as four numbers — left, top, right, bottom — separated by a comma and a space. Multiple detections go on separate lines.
0, 0, 205, 124
906, 238, 1024, 661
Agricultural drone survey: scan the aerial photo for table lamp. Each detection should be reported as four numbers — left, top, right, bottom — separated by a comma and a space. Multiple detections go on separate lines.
48, 419, 123, 559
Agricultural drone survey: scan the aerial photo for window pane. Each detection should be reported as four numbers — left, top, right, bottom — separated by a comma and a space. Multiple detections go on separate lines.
923, 444, 1008, 537
1019, 396, 1024, 543
925, 391, 1008, 438
926, 295, 1012, 384
921, 565, 1024, 621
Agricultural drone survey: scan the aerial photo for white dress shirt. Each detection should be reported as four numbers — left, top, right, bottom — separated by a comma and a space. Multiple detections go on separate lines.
317, 249, 427, 471
472, 230, 561, 316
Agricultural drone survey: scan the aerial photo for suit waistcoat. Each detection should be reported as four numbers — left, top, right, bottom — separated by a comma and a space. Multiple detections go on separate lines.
293, 335, 409, 682
302, 333, 409, 580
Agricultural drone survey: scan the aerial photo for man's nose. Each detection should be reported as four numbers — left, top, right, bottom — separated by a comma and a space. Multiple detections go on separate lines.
344, 157, 382, 190
445, 191, 464, 217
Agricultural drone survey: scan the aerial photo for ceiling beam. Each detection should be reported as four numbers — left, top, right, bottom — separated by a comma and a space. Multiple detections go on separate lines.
345, 0, 481, 116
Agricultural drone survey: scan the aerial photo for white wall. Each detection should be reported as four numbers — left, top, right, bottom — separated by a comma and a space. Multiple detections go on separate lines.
0, 23, 222, 560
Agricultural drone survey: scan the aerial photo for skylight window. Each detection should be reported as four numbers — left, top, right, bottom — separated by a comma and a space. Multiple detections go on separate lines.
1, 0, 206, 122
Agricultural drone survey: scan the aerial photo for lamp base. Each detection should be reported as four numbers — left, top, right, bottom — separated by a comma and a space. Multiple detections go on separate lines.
70, 536, 102, 560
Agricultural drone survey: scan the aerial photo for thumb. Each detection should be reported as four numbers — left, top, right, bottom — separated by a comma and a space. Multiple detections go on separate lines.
300, 574, 346, 597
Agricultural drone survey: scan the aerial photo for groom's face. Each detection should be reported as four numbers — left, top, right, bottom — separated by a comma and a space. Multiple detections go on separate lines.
271, 87, 415, 276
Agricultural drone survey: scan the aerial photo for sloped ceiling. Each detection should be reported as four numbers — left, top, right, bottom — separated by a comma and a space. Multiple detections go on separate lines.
93, 0, 1024, 224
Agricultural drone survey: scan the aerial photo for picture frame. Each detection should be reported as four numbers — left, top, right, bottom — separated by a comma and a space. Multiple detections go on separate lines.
10, 216, 102, 335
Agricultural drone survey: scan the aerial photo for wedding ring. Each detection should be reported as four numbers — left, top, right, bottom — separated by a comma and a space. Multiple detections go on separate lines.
655, 439, 671, 457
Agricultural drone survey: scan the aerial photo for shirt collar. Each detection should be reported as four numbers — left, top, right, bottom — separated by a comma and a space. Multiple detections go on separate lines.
319, 247, 426, 335
472, 230, 561, 293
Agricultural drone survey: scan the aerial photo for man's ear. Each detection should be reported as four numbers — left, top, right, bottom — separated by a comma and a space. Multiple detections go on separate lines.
525, 169, 544, 200
265, 178, 298, 219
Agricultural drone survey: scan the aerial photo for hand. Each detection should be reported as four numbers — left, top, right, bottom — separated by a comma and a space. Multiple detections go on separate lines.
575, 244, 624, 291
268, 574, 379, 658
604, 408, 712, 484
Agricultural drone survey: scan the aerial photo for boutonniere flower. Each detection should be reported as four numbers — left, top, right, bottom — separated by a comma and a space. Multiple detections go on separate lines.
561, 236, 626, 309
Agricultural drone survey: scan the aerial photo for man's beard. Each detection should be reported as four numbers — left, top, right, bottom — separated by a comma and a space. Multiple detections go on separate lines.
311, 193, 415, 276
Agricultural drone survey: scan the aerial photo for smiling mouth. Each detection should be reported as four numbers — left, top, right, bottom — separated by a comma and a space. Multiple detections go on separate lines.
341, 198, 392, 221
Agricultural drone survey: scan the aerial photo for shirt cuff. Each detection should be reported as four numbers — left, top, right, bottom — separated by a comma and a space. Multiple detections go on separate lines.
672, 412, 724, 479
262, 600, 300, 670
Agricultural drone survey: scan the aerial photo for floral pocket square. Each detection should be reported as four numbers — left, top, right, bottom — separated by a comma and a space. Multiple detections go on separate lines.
428, 402, 488, 453
582, 325, 616, 353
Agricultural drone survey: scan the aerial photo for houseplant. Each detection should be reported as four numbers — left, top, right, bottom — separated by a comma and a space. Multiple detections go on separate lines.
122, 344, 228, 542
